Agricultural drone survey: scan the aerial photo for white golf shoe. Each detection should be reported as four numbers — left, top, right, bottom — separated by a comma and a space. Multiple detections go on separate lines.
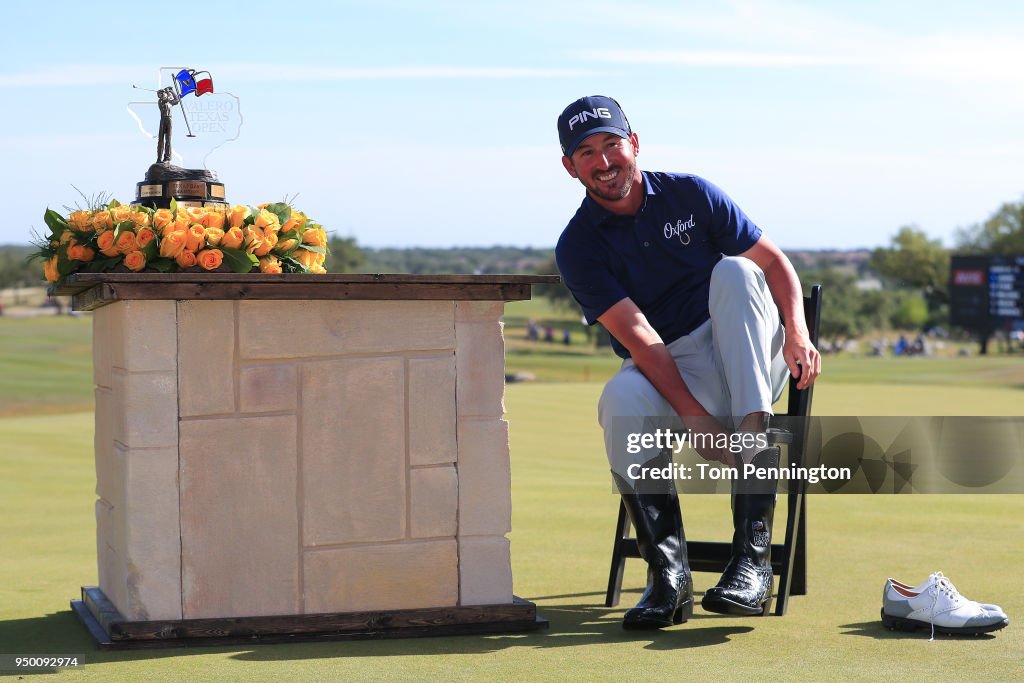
881, 572, 1009, 638
887, 575, 1007, 619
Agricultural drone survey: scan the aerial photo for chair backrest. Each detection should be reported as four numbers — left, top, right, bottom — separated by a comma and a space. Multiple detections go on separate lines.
780, 284, 822, 420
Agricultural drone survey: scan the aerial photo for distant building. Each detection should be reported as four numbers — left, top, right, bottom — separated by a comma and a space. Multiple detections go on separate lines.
855, 277, 883, 291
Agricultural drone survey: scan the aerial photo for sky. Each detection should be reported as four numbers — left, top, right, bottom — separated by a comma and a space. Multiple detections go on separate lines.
2, 0, 1023, 250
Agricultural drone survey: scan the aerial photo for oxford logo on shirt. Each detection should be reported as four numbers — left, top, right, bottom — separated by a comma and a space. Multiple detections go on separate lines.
664, 215, 696, 245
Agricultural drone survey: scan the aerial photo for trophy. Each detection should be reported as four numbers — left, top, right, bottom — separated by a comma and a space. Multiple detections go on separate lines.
127, 68, 242, 209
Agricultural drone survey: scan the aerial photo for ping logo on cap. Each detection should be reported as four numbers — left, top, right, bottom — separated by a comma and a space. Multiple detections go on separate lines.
558, 95, 631, 156
568, 107, 613, 130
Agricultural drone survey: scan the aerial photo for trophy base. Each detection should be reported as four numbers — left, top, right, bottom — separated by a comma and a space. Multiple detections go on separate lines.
135, 163, 227, 210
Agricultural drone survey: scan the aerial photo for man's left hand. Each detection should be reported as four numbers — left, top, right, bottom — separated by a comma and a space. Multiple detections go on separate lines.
784, 331, 820, 390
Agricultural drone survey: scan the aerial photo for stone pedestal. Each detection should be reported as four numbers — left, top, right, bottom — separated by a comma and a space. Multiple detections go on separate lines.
56, 273, 555, 647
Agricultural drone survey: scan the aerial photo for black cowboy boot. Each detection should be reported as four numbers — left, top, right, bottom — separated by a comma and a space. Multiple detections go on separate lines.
701, 447, 779, 616
613, 453, 693, 629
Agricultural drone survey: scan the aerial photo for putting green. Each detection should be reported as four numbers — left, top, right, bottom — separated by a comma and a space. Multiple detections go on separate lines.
1, 378, 1021, 680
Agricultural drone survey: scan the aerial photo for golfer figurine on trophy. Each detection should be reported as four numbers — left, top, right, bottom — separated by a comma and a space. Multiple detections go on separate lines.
128, 68, 241, 210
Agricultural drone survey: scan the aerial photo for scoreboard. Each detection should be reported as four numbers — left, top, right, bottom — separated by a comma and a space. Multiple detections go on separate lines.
989, 257, 1024, 319
950, 255, 1024, 330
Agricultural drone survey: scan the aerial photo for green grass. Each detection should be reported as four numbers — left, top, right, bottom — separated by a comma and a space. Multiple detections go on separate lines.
1, 315, 1023, 680
2, 392, 1022, 681
0, 315, 94, 416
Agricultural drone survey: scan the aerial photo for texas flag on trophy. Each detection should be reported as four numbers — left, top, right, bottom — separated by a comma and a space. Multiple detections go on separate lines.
174, 69, 214, 97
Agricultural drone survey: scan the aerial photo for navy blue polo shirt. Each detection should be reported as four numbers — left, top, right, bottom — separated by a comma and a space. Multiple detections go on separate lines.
555, 171, 762, 359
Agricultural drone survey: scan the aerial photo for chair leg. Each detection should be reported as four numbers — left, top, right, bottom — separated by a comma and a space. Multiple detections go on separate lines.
791, 496, 808, 595
774, 486, 803, 616
605, 500, 630, 607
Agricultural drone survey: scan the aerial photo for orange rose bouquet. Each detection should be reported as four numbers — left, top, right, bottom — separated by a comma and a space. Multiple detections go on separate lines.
33, 198, 330, 286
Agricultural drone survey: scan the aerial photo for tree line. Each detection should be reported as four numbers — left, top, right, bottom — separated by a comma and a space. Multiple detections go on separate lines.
535, 196, 1024, 350
3, 196, 1021, 349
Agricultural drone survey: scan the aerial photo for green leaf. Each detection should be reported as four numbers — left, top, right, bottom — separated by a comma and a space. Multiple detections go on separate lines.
264, 202, 292, 225
297, 243, 325, 255
170, 198, 178, 214
141, 239, 158, 260
56, 252, 79, 278
147, 258, 175, 273
108, 198, 121, 209
69, 229, 95, 246
220, 246, 256, 273
88, 255, 123, 272
43, 208, 69, 239
280, 255, 307, 273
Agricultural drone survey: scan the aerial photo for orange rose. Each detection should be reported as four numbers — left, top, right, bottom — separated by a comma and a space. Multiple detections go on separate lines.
60, 230, 75, 245
137, 228, 156, 249
295, 249, 319, 269
131, 211, 152, 228
153, 208, 174, 233
115, 230, 138, 255
186, 207, 208, 224
97, 230, 119, 257
243, 226, 265, 254
201, 210, 226, 229
172, 217, 191, 236
221, 226, 244, 249
159, 229, 188, 259
197, 248, 224, 271
274, 237, 298, 254
280, 215, 302, 233
253, 231, 277, 257
308, 263, 327, 274
185, 225, 206, 252
258, 255, 282, 274
255, 208, 280, 230
110, 205, 132, 223
205, 227, 224, 246
227, 205, 248, 229
302, 227, 327, 247
175, 250, 197, 268
68, 210, 94, 232
67, 243, 96, 262
43, 255, 60, 283
124, 250, 147, 272
92, 211, 113, 231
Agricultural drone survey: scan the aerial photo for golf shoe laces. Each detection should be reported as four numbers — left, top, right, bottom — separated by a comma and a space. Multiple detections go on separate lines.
926, 571, 963, 641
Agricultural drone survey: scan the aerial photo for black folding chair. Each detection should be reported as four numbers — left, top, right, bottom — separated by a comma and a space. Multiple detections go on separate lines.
604, 285, 822, 616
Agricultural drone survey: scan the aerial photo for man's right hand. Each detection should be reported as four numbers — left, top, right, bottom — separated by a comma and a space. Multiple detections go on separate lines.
598, 298, 738, 466
683, 414, 740, 467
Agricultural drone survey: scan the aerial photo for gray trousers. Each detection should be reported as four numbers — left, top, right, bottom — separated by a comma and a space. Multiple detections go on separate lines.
598, 257, 790, 478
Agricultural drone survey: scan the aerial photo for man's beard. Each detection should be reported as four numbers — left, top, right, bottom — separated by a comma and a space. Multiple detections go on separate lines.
585, 158, 637, 203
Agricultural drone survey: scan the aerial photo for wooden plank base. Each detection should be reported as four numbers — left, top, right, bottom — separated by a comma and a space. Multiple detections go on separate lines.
71, 587, 548, 650
51, 273, 561, 311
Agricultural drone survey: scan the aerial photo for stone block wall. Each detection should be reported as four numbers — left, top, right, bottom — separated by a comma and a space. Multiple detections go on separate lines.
92, 298, 512, 621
